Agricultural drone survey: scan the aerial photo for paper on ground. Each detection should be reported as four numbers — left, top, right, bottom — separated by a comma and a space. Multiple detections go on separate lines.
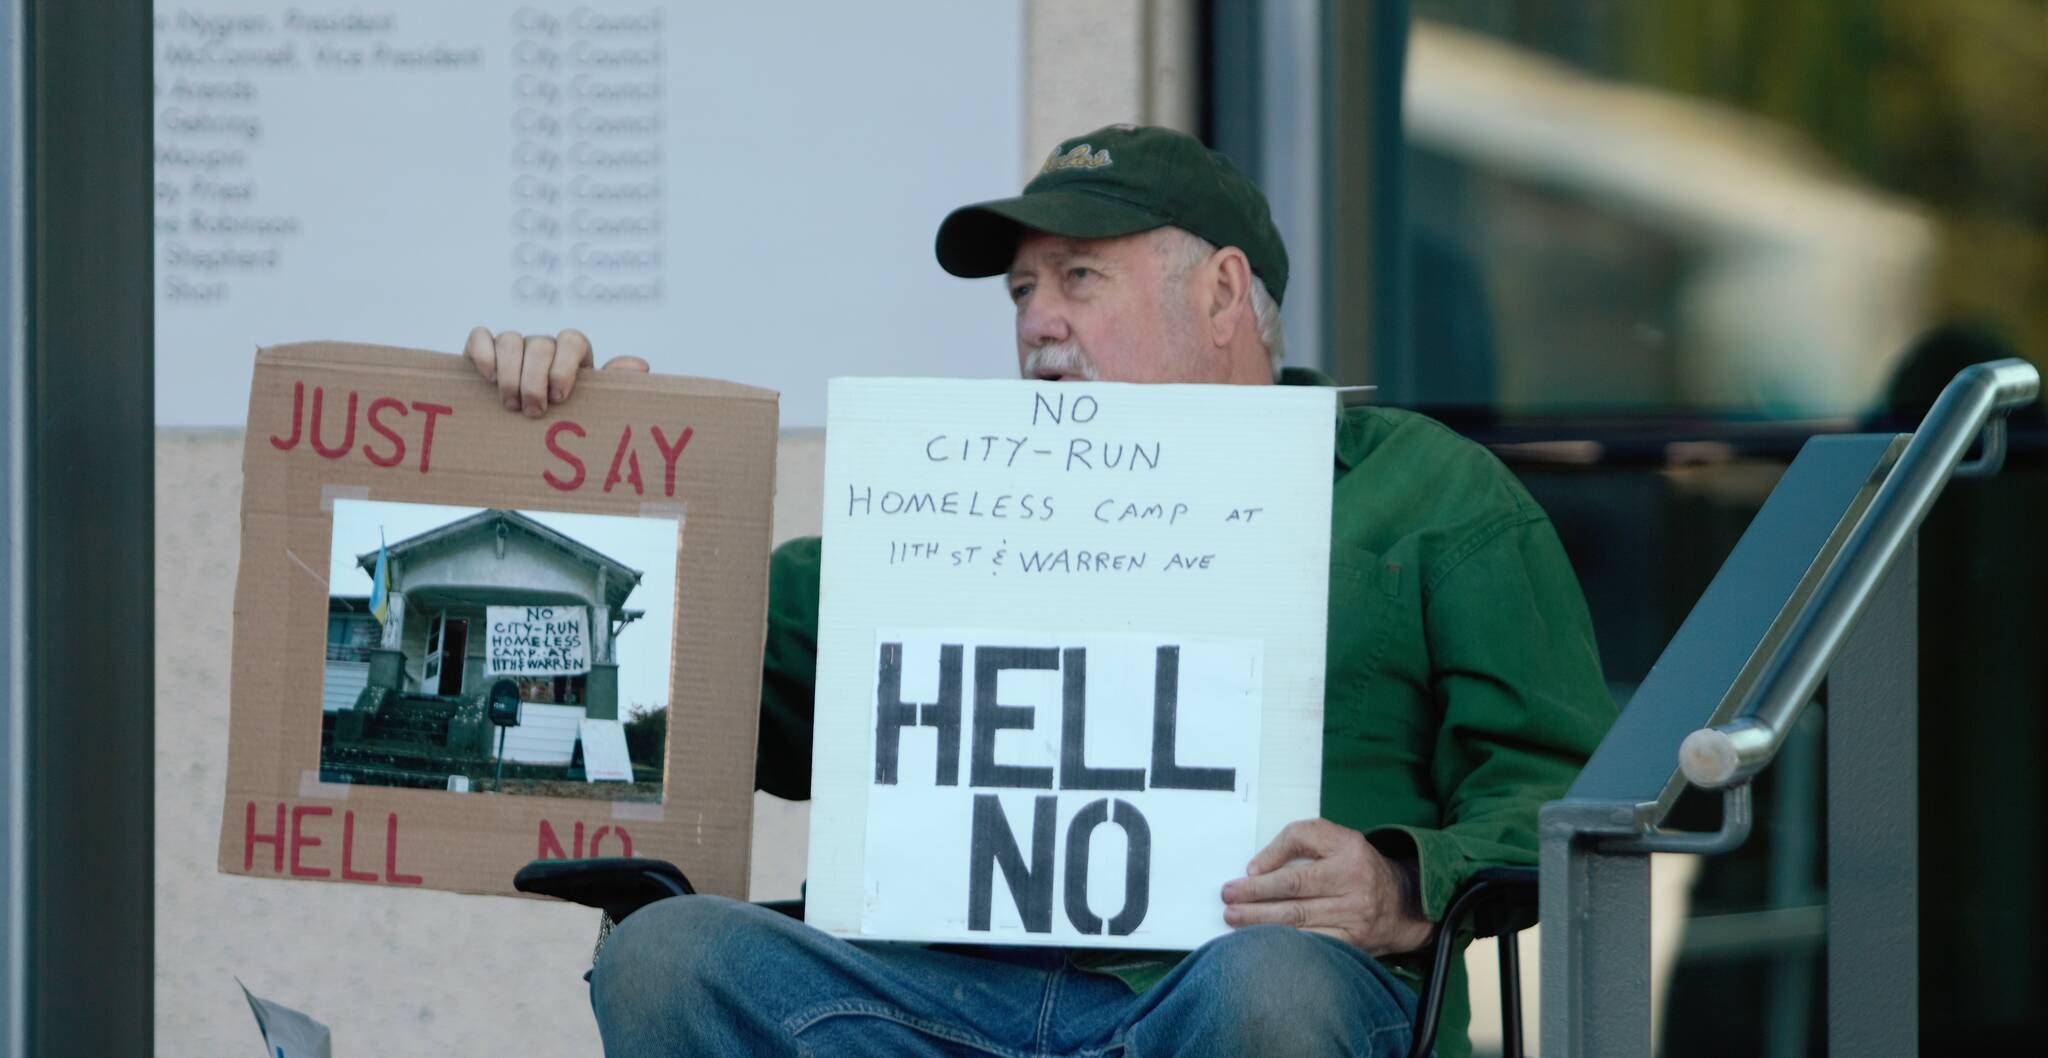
240, 979, 332, 1058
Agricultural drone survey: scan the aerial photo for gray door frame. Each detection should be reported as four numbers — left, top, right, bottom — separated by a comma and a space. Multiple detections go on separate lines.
1, 2, 27, 1050
1, 0, 155, 1053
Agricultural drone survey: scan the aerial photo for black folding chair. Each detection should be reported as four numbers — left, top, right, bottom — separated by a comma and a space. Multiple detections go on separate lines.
516, 858, 1538, 1057
1406, 866, 1539, 1058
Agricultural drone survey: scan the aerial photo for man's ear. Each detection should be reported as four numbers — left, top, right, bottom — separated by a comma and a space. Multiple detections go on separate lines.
1204, 247, 1255, 349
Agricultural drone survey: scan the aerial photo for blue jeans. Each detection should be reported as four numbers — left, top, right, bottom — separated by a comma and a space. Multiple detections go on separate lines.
590, 895, 1420, 1057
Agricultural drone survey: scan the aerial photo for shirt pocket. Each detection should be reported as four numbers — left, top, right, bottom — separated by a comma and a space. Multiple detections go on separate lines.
1324, 549, 1408, 739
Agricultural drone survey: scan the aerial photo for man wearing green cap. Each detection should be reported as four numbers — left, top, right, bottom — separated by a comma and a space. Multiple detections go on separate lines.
467, 124, 1611, 1058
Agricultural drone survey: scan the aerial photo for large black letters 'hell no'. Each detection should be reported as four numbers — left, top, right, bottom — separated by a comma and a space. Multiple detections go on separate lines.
873, 643, 1235, 936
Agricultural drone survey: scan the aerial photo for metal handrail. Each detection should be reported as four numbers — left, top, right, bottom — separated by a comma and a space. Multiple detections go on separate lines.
1679, 358, 2039, 788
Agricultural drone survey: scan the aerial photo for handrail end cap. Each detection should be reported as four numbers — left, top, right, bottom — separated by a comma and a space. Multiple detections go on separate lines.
1680, 728, 1741, 788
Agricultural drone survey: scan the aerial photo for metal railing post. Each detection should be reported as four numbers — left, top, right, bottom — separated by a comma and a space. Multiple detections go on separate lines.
1825, 535, 1919, 1051
1541, 807, 1652, 1058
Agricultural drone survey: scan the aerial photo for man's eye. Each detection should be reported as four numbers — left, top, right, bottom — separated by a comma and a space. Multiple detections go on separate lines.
1009, 283, 1033, 303
1066, 267, 1095, 282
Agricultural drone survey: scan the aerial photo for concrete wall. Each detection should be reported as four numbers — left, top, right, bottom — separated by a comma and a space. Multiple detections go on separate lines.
1023, 0, 1197, 176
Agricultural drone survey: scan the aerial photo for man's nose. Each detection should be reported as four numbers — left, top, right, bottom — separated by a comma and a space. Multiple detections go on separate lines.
1016, 295, 1070, 348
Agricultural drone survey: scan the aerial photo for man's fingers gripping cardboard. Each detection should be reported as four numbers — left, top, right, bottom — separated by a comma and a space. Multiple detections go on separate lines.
548, 328, 595, 404
493, 330, 526, 410
519, 334, 556, 416
465, 326, 499, 383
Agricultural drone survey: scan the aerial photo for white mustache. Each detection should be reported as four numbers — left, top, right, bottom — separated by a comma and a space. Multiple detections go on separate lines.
1022, 342, 1099, 381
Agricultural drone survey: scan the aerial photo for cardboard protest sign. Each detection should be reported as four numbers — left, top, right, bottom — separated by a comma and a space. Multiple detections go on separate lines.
485, 605, 591, 677
807, 379, 1333, 950
217, 342, 778, 899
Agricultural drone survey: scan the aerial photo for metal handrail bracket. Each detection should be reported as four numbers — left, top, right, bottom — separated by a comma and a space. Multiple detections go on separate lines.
1598, 783, 1753, 856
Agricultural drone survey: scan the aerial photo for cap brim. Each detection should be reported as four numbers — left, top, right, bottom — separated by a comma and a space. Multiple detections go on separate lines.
934, 191, 1170, 278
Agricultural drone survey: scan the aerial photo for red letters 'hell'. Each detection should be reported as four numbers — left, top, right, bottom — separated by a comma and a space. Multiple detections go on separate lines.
243, 801, 422, 886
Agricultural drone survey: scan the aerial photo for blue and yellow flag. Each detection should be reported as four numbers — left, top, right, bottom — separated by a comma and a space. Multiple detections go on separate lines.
368, 529, 390, 625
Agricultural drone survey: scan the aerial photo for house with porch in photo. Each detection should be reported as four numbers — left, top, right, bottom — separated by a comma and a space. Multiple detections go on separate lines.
320, 508, 649, 788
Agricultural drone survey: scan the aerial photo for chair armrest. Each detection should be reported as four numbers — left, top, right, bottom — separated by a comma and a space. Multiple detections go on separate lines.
1455, 866, 1539, 939
756, 898, 805, 921
513, 857, 695, 926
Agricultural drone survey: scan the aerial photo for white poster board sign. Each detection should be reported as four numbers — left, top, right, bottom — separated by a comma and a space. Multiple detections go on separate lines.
808, 379, 1334, 950
485, 604, 590, 676
578, 719, 634, 783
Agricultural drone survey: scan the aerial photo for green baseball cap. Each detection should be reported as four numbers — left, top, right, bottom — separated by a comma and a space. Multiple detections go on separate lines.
934, 124, 1289, 304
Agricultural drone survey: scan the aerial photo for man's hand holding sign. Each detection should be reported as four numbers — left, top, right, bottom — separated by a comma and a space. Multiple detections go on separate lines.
462, 325, 647, 416
462, 124, 1611, 1058
1226, 818, 1434, 957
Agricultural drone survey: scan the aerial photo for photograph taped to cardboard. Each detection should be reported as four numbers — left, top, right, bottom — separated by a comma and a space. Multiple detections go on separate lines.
322, 499, 677, 803
219, 343, 776, 899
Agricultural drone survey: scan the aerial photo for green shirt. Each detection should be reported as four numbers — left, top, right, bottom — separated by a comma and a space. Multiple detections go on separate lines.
753, 371, 1615, 1058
